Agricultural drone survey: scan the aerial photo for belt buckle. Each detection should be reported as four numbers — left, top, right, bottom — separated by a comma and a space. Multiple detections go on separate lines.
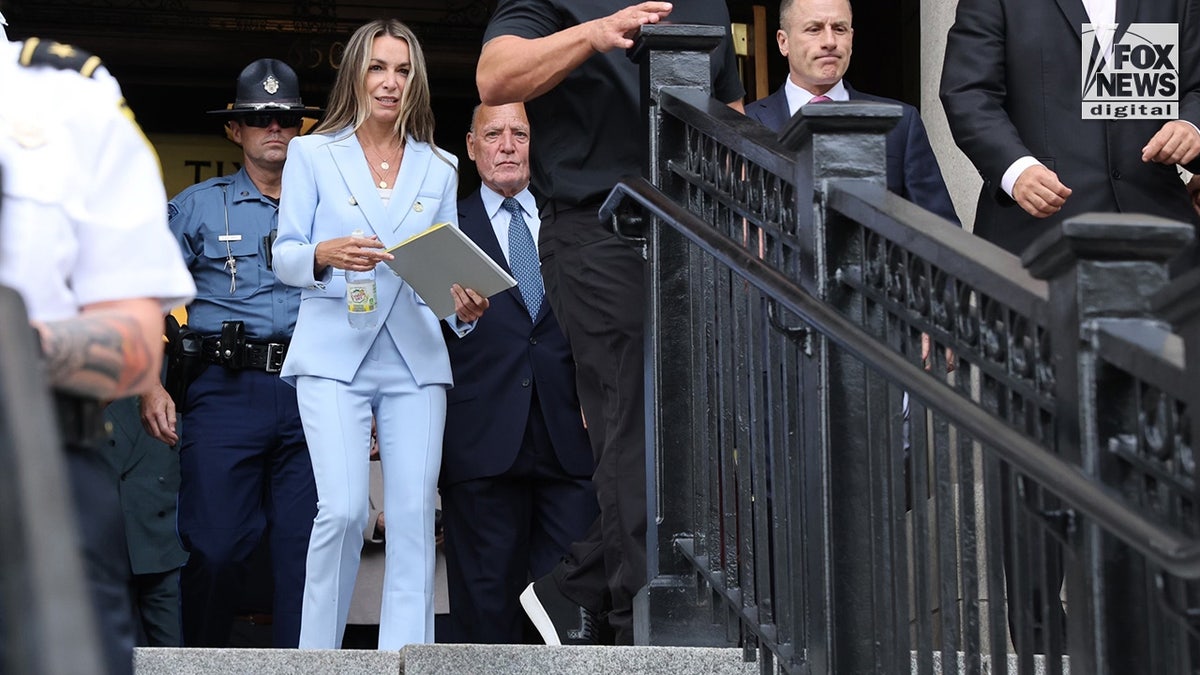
265, 343, 285, 373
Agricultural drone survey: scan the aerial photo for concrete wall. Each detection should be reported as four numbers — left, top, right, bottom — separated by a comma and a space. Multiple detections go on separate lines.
921, 0, 982, 231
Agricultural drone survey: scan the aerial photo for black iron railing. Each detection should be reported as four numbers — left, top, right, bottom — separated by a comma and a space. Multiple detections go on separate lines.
629, 24, 1200, 675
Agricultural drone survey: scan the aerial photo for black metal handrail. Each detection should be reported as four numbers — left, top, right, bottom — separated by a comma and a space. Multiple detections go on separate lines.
1094, 320, 1189, 403
602, 176, 1200, 579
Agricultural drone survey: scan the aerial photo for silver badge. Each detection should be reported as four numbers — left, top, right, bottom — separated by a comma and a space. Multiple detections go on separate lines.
263, 75, 280, 95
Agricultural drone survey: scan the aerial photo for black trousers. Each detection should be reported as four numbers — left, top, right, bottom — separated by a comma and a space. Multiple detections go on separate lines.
999, 463, 1067, 654
177, 367, 315, 648
442, 390, 597, 644
65, 444, 136, 675
538, 205, 647, 645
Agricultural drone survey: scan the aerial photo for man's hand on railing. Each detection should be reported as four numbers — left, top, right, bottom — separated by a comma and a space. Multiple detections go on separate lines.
587, 2, 673, 53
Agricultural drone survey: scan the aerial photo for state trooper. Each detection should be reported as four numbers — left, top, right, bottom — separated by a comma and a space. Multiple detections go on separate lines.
0, 11, 196, 674
137, 58, 319, 648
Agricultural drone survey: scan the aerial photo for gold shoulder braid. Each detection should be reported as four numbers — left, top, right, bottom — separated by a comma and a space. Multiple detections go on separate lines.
14, 39, 161, 173
18, 38, 103, 78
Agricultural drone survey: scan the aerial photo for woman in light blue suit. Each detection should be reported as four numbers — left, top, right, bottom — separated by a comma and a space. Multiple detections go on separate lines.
272, 19, 488, 649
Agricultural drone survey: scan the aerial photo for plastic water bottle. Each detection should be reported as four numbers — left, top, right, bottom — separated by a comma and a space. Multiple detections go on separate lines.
346, 229, 378, 329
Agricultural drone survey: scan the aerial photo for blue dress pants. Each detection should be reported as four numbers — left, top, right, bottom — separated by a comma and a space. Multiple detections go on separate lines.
296, 332, 444, 649
177, 366, 316, 647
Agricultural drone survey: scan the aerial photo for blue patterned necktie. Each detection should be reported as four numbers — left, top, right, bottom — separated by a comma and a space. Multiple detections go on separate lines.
503, 197, 543, 319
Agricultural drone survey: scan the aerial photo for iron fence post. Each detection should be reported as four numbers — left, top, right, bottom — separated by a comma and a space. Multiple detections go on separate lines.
1023, 213, 1195, 674
630, 23, 729, 647
791, 101, 901, 673
1155, 264, 1200, 494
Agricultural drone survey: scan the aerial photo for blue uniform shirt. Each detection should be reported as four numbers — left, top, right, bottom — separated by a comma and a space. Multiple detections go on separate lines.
168, 168, 299, 340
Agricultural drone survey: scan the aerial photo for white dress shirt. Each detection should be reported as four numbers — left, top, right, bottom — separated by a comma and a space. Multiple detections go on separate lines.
784, 78, 850, 116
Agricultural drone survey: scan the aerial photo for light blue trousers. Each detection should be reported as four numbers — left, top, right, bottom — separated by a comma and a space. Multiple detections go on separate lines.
296, 333, 444, 649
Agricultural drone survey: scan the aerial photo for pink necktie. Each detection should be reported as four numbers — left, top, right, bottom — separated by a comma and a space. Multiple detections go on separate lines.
809, 95, 832, 104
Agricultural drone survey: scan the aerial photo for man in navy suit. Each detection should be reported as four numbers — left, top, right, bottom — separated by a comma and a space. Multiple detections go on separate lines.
440, 102, 599, 644
747, 0, 959, 224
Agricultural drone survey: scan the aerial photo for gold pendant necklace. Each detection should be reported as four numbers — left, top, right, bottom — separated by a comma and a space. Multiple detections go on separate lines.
371, 145, 400, 172
368, 162, 390, 189
358, 134, 402, 190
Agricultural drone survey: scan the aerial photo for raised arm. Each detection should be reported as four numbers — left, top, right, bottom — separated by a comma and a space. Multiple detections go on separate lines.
477, 2, 673, 105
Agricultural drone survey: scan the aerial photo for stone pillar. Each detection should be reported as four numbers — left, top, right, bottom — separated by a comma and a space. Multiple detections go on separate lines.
921, 0, 981, 230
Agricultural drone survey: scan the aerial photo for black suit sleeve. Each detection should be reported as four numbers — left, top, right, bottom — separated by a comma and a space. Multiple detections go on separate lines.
1181, 0, 1200, 172
939, 0, 1033, 190
898, 108, 961, 225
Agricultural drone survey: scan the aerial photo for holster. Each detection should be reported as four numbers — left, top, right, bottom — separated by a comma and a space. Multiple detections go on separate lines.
217, 320, 246, 369
163, 314, 207, 406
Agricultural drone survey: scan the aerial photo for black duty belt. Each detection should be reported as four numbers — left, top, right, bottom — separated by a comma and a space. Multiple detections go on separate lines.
54, 391, 107, 448
201, 337, 288, 373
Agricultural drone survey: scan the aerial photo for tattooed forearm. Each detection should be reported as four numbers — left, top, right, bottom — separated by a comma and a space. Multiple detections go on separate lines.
37, 313, 155, 400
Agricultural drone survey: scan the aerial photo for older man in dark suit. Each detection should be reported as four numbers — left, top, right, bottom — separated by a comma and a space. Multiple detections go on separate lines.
440, 102, 598, 644
747, 0, 959, 224
941, 0, 1200, 256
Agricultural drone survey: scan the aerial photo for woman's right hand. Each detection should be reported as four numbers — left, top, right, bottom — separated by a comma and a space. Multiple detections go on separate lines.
314, 233, 394, 273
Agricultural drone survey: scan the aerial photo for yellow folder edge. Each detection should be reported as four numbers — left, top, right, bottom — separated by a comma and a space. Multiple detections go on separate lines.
388, 222, 450, 251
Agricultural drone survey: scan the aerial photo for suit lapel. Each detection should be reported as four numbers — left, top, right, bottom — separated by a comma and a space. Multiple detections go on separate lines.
329, 133, 389, 239
462, 192, 510, 275
465, 192, 536, 318
1053, 0, 1090, 42
1114, 0, 1139, 44
768, 89, 790, 131
387, 139, 434, 244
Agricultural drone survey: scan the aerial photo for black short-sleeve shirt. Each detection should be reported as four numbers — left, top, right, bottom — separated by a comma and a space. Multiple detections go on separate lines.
483, 0, 745, 208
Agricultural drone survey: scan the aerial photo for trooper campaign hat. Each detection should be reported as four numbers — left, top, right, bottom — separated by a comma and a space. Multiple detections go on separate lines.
208, 58, 321, 116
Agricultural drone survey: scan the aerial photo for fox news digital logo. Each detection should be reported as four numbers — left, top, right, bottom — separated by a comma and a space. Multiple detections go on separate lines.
1081, 23, 1178, 119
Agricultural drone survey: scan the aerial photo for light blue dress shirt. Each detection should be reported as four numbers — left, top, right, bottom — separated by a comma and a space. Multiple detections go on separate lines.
479, 184, 540, 265
168, 168, 300, 340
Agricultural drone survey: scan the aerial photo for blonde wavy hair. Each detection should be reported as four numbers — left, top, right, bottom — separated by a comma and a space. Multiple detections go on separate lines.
314, 19, 436, 145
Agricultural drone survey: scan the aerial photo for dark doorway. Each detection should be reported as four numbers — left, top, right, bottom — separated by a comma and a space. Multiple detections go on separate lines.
1, 0, 921, 197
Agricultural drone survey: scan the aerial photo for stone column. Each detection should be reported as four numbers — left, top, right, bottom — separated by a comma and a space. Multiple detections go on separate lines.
920, 0, 981, 231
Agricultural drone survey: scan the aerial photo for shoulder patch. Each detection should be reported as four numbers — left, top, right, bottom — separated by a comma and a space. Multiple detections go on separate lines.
18, 38, 103, 78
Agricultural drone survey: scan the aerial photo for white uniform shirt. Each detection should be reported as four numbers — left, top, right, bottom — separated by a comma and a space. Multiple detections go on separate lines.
0, 40, 194, 321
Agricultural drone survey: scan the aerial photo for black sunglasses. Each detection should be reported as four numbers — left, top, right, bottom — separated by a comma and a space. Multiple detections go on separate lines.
239, 112, 304, 128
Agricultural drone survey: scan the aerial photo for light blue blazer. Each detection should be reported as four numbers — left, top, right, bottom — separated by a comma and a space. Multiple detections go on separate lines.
272, 129, 462, 387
